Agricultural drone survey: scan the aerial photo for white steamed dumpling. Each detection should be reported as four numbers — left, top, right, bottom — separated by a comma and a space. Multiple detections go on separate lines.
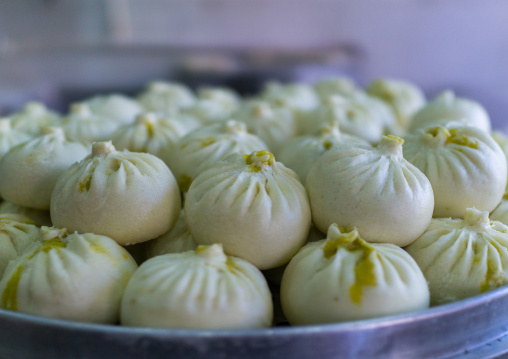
183, 87, 241, 124
366, 78, 426, 132
348, 91, 401, 136
306, 135, 434, 246
0, 201, 52, 227
111, 112, 192, 166
0, 127, 89, 210
260, 81, 319, 112
403, 125, 507, 218
492, 130, 508, 189
303, 95, 386, 143
50, 141, 181, 245
313, 77, 358, 100
121, 244, 273, 329
0, 119, 32, 159
81, 94, 143, 125
0, 226, 138, 323
406, 208, 508, 305
137, 81, 196, 113
62, 103, 122, 143
278, 121, 368, 184
144, 209, 198, 260
0, 214, 41, 277
409, 91, 491, 133
281, 225, 429, 325
198, 87, 241, 109
234, 99, 299, 155
262, 222, 325, 286
185, 150, 311, 270
490, 193, 508, 225
9, 102, 61, 136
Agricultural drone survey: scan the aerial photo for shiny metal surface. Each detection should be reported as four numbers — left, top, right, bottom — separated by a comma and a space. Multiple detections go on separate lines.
448, 333, 508, 359
1, 286, 508, 359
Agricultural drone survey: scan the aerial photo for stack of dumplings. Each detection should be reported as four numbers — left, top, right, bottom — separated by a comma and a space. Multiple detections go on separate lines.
0, 76, 507, 330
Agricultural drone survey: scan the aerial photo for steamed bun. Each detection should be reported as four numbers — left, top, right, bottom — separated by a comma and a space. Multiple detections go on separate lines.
121, 244, 273, 329
306, 135, 434, 246
0, 127, 89, 210
281, 225, 429, 324
0, 226, 137, 323
185, 150, 311, 269
50, 141, 181, 245
406, 208, 508, 304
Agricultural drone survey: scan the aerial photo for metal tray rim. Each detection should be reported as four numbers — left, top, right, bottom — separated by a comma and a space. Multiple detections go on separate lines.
1, 284, 507, 338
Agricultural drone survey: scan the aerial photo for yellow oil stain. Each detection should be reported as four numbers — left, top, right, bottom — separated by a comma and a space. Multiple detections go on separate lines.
481, 258, 506, 293
349, 250, 377, 304
200, 137, 216, 147
146, 120, 154, 138
243, 150, 274, 172
179, 174, 193, 192
446, 129, 478, 149
322, 140, 333, 150
321, 228, 377, 304
1, 265, 24, 311
78, 167, 96, 192
28, 238, 67, 260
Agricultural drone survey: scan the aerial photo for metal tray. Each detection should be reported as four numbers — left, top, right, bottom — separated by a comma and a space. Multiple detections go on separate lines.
1, 285, 508, 359
1, 46, 507, 358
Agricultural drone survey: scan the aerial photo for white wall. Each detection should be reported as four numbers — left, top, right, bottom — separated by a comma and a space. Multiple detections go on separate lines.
1, 0, 508, 128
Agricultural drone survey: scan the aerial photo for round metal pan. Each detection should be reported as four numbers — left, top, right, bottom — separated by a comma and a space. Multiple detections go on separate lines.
1, 46, 507, 358
1, 285, 508, 359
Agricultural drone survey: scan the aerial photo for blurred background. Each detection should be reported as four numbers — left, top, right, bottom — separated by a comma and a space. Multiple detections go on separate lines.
1, 0, 508, 129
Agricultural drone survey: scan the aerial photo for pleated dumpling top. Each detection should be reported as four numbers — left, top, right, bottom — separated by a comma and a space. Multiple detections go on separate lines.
234, 99, 298, 155
80, 94, 142, 125
168, 120, 268, 192
111, 112, 194, 166
0, 119, 32, 160
183, 87, 241, 124
409, 91, 491, 133
9, 102, 61, 136
278, 121, 368, 184
366, 78, 426, 133
302, 95, 389, 143
313, 77, 358, 100
61, 103, 123, 143
137, 81, 196, 113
